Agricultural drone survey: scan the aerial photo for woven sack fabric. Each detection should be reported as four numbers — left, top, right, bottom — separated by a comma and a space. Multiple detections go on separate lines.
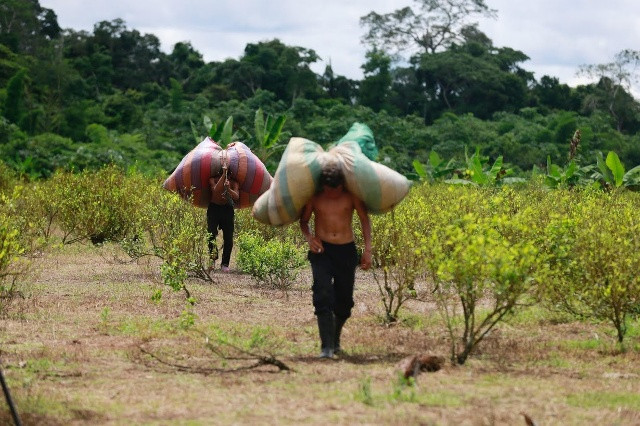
252, 138, 409, 226
163, 138, 272, 208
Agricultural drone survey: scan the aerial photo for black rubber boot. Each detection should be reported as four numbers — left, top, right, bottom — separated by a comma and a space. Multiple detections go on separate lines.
316, 313, 335, 358
334, 316, 347, 355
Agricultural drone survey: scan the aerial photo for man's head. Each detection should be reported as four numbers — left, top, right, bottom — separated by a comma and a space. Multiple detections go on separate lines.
319, 162, 344, 189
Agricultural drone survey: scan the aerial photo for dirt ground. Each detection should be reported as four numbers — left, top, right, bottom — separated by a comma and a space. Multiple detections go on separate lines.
1, 243, 640, 425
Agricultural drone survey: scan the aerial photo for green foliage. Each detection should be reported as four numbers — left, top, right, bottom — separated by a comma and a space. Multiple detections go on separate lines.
0, 160, 17, 194
1, 0, 640, 182
541, 190, 640, 342
122, 181, 212, 292
44, 166, 146, 245
593, 151, 640, 190
236, 231, 306, 293
355, 376, 374, 406
253, 108, 286, 151
179, 303, 198, 329
445, 147, 526, 187
170, 78, 182, 113
380, 184, 548, 364
99, 306, 111, 334
0, 191, 29, 316
193, 115, 239, 148
244, 108, 287, 166
544, 156, 583, 189
605, 151, 625, 187
371, 202, 424, 323
425, 188, 542, 364
211, 115, 234, 148
390, 373, 417, 403
3, 68, 27, 126
412, 151, 457, 182
161, 259, 189, 292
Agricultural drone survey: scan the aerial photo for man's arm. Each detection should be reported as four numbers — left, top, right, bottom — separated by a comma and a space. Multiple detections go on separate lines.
210, 176, 225, 194
225, 179, 240, 201
354, 196, 372, 270
299, 201, 323, 253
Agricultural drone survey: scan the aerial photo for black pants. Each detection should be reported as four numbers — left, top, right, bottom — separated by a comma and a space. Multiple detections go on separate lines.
308, 241, 359, 320
207, 203, 234, 267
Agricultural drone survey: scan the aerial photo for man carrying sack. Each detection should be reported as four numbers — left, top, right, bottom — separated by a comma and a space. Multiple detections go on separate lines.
207, 153, 239, 273
299, 161, 372, 358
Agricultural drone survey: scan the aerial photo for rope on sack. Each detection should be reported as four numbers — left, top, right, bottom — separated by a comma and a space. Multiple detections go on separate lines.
221, 150, 234, 208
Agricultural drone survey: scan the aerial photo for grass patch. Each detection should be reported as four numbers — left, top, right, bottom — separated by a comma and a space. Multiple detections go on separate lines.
354, 374, 464, 408
530, 351, 573, 369
507, 305, 574, 326
397, 311, 441, 331
623, 317, 640, 339
567, 392, 640, 411
115, 315, 177, 336
561, 338, 607, 351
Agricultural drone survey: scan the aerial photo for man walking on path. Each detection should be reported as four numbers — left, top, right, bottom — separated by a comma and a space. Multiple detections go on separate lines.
299, 162, 372, 358
208, 164, 239, 273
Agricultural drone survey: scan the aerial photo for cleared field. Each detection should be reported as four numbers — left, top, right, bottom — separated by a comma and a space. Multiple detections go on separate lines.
1, 243, 640, 425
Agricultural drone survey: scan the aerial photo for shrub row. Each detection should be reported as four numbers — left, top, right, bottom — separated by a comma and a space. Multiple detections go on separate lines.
372, 183, 640, 363
4, 165, 640, 363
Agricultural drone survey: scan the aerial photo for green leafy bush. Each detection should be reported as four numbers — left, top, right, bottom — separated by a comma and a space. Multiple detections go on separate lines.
234, 209, 304, 245
0, 192, 29, 316
0, 160, 17, 195
48, 165, 146, 244
236, 231, 306, 292
542, 189, 640, 342
121, 183, 211, 293
371, 193, 427, 323
392, 184, 546, 364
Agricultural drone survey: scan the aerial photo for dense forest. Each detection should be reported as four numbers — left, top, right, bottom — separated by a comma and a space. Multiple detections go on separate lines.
1, 0, 640, 179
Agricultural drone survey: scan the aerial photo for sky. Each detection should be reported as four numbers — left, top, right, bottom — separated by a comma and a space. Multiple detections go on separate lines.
39, 0, 640, 89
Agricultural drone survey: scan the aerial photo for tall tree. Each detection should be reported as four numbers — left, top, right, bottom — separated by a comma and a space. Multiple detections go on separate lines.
169, 41, 205, 85
532, 75, 581, 112
358, 48, 393, 112
239, 39, 320, 104
578, 49, 640, 132
87, 19, 170, 90
3, 68, 27, 126
417, 41, 530, 119
319, 64, 355, 104
360, 0, 496, 57
360, 0, 498, 123
0, 0, 60, 54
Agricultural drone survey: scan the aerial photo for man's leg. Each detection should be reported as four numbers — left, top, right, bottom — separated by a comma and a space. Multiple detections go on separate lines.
332, 243, 358, 354
309, 250, 336, 358
206, 204, 220, 267
219, 205, 234, 270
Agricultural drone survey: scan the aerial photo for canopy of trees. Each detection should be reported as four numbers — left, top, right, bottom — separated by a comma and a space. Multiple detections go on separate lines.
1, 0, 640, 179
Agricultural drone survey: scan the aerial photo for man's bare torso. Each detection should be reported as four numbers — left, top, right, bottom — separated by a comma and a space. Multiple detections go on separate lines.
310, 187, 356, 244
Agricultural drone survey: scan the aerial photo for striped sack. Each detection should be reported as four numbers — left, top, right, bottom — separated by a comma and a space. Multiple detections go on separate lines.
163, 138, 272, 209
252, 138, 410, 226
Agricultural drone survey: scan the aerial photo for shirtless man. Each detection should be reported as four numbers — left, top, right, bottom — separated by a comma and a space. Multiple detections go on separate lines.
299, 162, 372, 358
207, 169, 239, 272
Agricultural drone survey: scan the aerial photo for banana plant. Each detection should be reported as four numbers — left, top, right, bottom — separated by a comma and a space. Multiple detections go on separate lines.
244, 108, 286, 163
593, 151, 640, 191
544, 156, 583, 189
190, 115, 237, 148
412, 150, 457, 182
446, 147, 525, 186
